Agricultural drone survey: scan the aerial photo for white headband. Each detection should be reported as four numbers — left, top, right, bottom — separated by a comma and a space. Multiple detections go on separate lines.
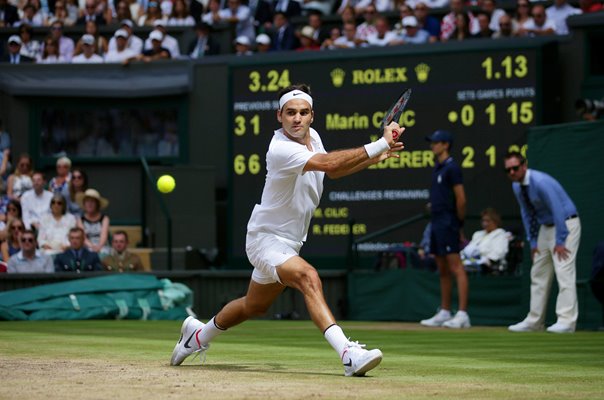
279, 90, 313, 110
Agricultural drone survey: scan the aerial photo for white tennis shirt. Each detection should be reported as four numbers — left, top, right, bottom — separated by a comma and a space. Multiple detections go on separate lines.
247, 128, 326, 243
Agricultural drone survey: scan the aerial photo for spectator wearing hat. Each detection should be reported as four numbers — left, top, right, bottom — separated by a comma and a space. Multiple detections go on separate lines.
105, 28, 140, 62
76, 188, 111, 256
394, 15, 429, 44
45, 21, 74, 62
188, 22, 220, 58
48, 156, 72, 195
0, 0, 19, 27
2, 36, 35, 64
54, 227, 103, 272
143, 19, 181, 57
217, 0, 256, 44
270, 11, 299, 51
296, 25, 320, 51
365, 15, 398, 46
108, 19, 143, 54
7, 229, 54, 273
127, 29, 171, 62
72, 34, 105, 63
395, 15, 430, 45
21, 172, 53, 231
234, 35, 253, 55
255, 33, 271, 53
76, 0, 107, 25
17, 24, 42, 60
74, 20, 108, 57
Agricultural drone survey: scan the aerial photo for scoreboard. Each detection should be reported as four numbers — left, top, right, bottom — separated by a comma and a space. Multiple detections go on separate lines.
228, 40, 558, 262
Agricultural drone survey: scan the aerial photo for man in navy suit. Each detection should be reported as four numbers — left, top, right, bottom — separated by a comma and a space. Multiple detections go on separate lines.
55, 227, 103, 272
1, 36, 35, 63
270, 12, 299, 51
0, 0, 19, 27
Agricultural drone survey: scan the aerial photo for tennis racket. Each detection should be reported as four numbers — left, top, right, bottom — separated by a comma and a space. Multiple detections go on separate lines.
382, 88, 412, 141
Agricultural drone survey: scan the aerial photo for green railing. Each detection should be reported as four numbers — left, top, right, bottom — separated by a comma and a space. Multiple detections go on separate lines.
140, 157, 172, 271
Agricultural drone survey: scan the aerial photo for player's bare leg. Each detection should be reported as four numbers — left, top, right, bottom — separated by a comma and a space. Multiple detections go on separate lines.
171, 281, 284, 366
215, 280, 286, 328
277, 256, 334, 331
278, 256, 382, 376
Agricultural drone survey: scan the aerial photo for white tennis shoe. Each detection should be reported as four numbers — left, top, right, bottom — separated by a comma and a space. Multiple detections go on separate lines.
442, 311, 471, 329
420, 309, 452, 327
342, 340, 383, 377
170, 316, 209, 366
508, 321, 543, 332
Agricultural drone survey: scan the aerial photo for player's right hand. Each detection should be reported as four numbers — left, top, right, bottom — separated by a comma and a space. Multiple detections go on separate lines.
383, 121, 405, 147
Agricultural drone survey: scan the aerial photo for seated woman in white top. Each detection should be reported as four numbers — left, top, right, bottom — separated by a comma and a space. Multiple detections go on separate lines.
461, 207, 509, 271
37, 193, 77, 256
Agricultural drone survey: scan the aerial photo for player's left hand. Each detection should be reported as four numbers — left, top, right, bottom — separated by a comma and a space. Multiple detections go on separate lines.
553, 245, 570, 261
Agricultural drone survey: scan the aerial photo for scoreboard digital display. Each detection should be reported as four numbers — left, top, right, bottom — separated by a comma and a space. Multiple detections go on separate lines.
229, 41, 557, 262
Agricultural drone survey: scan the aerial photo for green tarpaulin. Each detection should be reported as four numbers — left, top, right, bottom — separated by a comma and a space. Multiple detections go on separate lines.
0, 274, 192, 321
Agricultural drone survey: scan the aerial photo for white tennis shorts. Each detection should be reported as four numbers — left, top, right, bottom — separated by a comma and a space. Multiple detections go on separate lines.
245, 232, 302, 284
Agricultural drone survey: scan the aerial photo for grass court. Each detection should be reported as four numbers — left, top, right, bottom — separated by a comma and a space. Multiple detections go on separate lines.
1, 320, 603, 400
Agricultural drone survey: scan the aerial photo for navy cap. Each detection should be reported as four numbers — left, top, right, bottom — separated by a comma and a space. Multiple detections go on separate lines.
425, 130, 453, 143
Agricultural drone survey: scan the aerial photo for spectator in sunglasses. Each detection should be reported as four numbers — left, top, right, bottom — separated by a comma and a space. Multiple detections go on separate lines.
7, 229, 53, 273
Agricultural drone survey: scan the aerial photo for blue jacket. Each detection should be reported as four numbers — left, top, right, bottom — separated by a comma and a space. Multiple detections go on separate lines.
512, 169, 578, 248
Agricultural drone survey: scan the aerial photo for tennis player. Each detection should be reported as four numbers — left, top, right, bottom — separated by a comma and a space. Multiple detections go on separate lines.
171, 83, 404, 376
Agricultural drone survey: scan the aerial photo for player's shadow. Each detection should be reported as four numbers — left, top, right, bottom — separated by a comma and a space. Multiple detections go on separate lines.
177, 363, 374, 377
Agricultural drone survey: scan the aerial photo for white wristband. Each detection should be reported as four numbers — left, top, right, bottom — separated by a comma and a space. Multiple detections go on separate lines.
364, 137, 390, 158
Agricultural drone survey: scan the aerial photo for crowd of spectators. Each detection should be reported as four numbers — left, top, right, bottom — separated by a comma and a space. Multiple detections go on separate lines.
0, 119, 144, 273
1, 0, 600, 61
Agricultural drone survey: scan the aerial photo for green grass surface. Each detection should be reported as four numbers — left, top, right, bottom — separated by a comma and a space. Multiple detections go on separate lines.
1, 320, 603, 400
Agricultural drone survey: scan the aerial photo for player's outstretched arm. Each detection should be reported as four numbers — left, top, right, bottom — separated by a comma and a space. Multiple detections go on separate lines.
304, 123, 404, 179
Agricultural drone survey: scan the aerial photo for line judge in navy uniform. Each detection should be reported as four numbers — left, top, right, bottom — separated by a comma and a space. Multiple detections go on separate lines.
420, 130, 471, 329
55, 227, 103, 273
504, 151, 580, 333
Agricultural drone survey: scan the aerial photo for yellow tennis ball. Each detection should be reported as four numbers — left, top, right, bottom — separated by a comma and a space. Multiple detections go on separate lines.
157, 175, 175, 194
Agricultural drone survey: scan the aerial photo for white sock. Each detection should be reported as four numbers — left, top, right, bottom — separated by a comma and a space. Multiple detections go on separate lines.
196, 316, 226, 346
324, 324, 348, 357
456, 310, 468, 317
